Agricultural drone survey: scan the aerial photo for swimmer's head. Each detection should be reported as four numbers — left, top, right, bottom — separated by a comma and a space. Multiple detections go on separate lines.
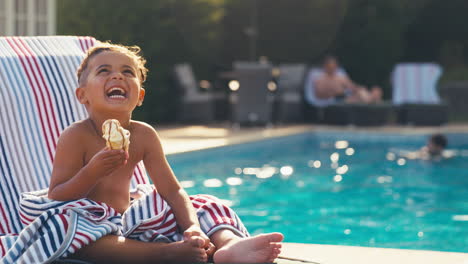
428, 134, 447, 156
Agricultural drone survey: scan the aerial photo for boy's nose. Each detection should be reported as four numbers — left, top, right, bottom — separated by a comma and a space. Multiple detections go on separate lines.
111, 72, 124, 80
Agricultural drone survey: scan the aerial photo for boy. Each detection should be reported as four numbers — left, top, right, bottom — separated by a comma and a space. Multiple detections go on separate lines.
47, 42, 283, 263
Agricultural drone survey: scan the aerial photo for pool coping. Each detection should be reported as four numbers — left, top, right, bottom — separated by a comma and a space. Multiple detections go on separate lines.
158, 124, 468, 155
279, 243, 468, 264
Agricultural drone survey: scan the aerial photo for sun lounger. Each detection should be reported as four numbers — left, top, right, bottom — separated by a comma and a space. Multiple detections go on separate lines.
173, 63, 226, 123
0, 36, 150, 263
391, 63, 448, 126
230, 62, 274, 125
274, 63, 307, 123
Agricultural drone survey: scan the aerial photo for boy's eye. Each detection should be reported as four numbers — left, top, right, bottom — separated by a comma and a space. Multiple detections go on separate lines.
123, 69, 135, 76
97, 68, 109, 74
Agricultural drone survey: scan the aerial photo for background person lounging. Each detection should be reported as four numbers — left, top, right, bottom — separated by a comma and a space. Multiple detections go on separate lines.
314, 56, 383, 104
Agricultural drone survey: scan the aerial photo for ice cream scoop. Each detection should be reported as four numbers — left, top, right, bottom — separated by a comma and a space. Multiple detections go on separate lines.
102, 119, 130, 152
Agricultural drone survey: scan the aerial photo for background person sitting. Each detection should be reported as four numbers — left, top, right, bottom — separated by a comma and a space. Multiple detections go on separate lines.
314, 56, 382, 104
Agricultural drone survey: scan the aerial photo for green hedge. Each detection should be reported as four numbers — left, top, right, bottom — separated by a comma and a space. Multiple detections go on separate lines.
58, 0, 468, 123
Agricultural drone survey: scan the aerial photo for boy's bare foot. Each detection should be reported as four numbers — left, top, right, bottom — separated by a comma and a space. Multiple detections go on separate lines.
213, 233, 283, 263
163, 236, 208, 263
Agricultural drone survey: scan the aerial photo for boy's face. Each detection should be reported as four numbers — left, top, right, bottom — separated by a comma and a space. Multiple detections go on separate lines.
76, 51, 145, 114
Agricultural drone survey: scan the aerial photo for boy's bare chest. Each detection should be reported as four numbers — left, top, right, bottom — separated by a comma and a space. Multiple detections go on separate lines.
84, 132, 145, 166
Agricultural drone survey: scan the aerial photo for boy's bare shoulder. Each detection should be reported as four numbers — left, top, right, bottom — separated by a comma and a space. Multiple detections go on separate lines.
130, 120, 157, 134
59, 120, 93, 142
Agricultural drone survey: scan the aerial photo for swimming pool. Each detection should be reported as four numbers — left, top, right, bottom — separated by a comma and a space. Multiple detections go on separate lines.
167, 131, 468, 253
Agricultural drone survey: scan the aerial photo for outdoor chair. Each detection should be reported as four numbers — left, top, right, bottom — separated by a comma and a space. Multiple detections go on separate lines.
274, 63, 307, 123
0, 36, 150, 263
173, 63, 226, 123
304, 67, 392, 126
230, 61, 274, 125
391, 63, 448, 126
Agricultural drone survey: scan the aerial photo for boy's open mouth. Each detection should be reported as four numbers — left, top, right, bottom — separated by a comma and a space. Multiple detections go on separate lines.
106, 87, 127, 100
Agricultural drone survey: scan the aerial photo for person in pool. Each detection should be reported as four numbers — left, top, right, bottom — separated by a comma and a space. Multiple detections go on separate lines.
47, 41, 283, 263
399, 133, 452, 161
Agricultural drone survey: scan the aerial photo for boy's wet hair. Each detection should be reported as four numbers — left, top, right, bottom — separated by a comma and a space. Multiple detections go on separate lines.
77, 41, 148, 86
430, 133, 448, 148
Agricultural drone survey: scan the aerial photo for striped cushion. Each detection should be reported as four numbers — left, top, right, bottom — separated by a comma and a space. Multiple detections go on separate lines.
0, 36, 150, 234
391, 63, 443, 105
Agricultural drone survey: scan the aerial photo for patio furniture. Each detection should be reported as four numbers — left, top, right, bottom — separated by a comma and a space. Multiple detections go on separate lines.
304, 67, 392, 126
274, 63, 307, 123
439, 81, 468, 118
230, 62, 274, 125
391, 63, 448, 126
0, 36, 150, 263
173, 63, 226, 123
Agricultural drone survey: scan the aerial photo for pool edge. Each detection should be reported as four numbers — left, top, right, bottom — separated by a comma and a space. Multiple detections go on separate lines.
159, 124, 468, 155
279, 243, 468, 264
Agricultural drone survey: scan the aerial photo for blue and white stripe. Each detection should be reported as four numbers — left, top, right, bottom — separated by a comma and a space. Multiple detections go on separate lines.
1, 189, 122, 263
1, 186, 249, 262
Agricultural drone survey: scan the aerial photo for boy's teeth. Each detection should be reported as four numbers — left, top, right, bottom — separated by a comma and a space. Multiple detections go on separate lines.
109, 95, 125, 99
108, 87, 125, 95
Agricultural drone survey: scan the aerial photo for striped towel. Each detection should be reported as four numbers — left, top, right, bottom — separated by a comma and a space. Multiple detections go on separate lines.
391, 63, 443, 105
0, 36, 150, 235
0, 185, 249, 263
0, 189, 122, 263
123, 185, 249, 243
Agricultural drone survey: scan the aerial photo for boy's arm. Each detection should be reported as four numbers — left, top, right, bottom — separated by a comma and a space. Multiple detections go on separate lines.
142, 125, 202, 235
48, 126, 126, 200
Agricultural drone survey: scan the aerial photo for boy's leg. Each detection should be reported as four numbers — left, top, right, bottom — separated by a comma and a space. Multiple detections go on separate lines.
120, 189, 283, 263
72, 234, 208, 264
191, 194, 283, 263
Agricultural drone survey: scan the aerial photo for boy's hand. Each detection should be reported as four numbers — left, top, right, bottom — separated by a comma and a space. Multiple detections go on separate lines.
184, 225, 210, 248
86, 147, 128, 178
206, 242, 216, 262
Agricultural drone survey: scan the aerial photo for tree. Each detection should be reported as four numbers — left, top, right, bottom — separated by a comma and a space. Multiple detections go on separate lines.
58, 0, 225, 123
404, 0, 468, 68
331, 0, 405, 95
221, 0, 347, 64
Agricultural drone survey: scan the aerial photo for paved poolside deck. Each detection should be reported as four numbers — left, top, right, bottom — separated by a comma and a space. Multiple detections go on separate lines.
279, 243, 468, 264
157, 124, 468, 263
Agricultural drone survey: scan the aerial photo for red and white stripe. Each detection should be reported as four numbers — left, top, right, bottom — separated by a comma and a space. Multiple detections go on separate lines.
123, 185, 249, 242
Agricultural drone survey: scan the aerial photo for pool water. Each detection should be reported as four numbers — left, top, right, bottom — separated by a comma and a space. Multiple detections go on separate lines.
167, 132, 468, 253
